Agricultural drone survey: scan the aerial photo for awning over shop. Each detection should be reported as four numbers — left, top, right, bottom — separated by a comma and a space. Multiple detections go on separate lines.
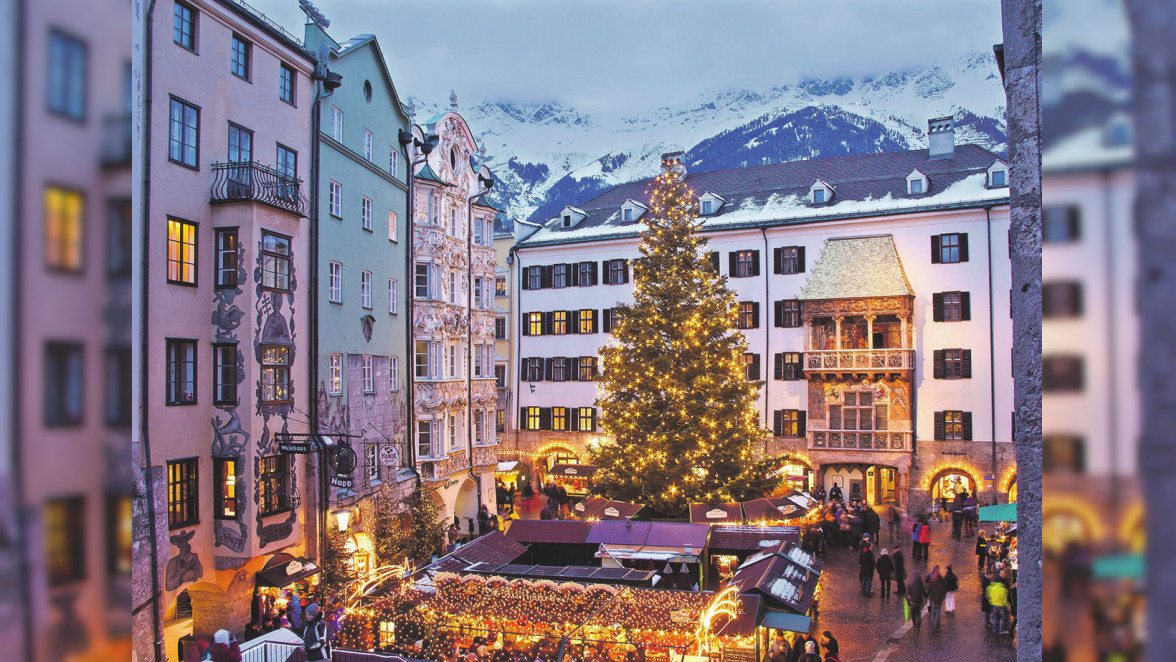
575, 498, 644, 520
978, 503, 1017, 522
707, 526, 801, 552
1094, 553, 1144, 580
690, 503, 743, 524
451, 530, 528, 566
496, 461, 524, 473
646, 522, 710, 550
505, 519, 593, 544
549, 463, 597, 478
760, 610, 812, 634
255, 553, 322, 587
730, 541, 822, 615
585, 520, 653, 546
596, 543, 700, 564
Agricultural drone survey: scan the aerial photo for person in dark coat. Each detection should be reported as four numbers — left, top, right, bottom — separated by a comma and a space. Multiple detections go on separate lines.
858, 543, 875, 596
820, 632, 839, 659
539, 504, 553, 520
891, 547, 907, 596
876, 548, 894, 598
905, 571, 926, 629
862, 506, 881, 545
925, 565, 947, 628
797, 640, 821, 662
828, 483, 843, 502
944, 564, 959, 613
976, 530, 990, 571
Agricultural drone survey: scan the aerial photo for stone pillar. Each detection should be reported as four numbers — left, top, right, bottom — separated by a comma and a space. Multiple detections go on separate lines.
833, 316, 843, 351
804, 319, 811, 351
900, 316, 908, 349
865, 315, 876, 350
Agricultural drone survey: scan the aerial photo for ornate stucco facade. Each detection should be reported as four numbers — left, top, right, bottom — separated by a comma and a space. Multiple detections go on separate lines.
410, 111, 499, 531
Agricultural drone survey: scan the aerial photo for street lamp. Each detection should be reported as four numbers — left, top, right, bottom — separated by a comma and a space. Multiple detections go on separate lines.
331, 507, 352, 532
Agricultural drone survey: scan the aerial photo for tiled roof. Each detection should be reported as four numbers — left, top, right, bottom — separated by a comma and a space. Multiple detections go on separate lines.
518, 144, 1008, 248
504, 519, 592, 544
415, 162, 447, 185
799, 235, 914, 300
689, 503, 744, 524
707, 525, 801, 551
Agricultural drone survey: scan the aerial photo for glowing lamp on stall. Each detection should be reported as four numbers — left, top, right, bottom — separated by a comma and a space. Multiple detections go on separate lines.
332, 507, 353, 532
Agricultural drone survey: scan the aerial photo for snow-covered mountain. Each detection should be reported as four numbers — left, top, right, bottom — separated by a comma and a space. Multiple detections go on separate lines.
410, 53, 1008, 227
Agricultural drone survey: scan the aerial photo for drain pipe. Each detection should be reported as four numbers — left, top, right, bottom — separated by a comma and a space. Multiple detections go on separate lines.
985, 205, 998, 504
760, 228, 771, 442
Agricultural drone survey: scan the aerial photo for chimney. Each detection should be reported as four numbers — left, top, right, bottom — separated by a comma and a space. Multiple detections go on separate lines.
661, 151, 686, 176
450, 89, 459, 111
928, 116, 955, 159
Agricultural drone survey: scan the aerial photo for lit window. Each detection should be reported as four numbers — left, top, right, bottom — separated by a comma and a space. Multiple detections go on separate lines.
167, 459, 198, 528
215, 229, 238, 288
260, 345, 291, 404
737, 302, 757, 329
261, 232, 291, 291
495, 275, 507, 296
213, 458, 237, 519
329, 353, 342, 394
46, 497, 85, 585
45, 187, 84, 271
527, 312, 543, 336
258, 455, 292, 515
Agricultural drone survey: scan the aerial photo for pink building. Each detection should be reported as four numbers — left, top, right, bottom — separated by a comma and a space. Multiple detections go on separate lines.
134, 1, 315, 658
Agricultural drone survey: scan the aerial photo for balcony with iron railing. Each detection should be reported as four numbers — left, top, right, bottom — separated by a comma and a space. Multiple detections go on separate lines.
810, 429, 911, 451
210, 161, 309, 217
804, 348, 916, 373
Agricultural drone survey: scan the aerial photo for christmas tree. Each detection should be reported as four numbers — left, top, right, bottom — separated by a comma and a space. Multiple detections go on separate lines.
591, 154, 768, 518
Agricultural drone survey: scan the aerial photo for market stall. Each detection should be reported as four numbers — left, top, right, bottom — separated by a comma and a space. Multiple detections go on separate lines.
252, 553, 323, 626
548, 464, 597, 498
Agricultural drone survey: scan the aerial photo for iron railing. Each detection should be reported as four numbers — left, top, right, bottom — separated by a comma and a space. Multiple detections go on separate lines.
239, 640, 305, 662
210, 161, 308, 217
804, 348, 916, 372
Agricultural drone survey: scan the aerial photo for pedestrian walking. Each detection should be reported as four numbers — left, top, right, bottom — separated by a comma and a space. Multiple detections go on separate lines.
891, 547, 907, 596
944, 565, 959, 613
925, 565, 947, 628
876, 548, 894, 598
905, 571, 926, 630
829, 483, 843, 502
985, 576, 1010, 633
980, 569, 993, 629
299, 603, 332, 661
951, 503, 964, 540
858, 543, 875, 596
887, 503, 902, 544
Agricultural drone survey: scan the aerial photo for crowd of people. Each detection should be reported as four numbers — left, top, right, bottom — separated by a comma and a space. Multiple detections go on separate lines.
763, 629, 844, 662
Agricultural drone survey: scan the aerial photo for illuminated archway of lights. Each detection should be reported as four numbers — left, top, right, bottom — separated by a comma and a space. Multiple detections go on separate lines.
999, 466, 1018, 496
920, 462, 984, 491
346, 558, 413, 609
693, 585, 741, 655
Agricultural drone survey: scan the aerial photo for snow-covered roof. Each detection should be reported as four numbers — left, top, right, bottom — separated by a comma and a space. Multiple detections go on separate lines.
517, 144, 1010, 248
799, 236, 914, 300
1042, 125, 1134, 173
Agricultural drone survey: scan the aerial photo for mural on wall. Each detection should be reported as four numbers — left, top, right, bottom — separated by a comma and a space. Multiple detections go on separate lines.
212, 242, 250, 553
318, 383, 349, 437
253, 237, 299, 548
885, 378, 911, 422
164, 529, 204, 591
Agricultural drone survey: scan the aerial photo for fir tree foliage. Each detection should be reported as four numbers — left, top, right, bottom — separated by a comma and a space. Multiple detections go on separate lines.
591, 154, 769, 518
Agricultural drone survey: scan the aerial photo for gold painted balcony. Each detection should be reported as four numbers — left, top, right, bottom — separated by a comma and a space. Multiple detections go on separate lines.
803, 348, 916, 373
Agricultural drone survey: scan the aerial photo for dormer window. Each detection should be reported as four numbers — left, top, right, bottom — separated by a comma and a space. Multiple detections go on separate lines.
698, 192, 725, 216
906, 169, 929, 196
623, 208, 632, 222
702, 200, 712, 215
563, 215, 572, 228
619, 199, 647, 224
809, 180, 833, 205
555, 206, 587, 229
987, 161, 1009, 189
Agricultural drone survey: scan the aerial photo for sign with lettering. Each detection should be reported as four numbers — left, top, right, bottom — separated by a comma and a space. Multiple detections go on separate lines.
565, 468, 579, 476
286, 560, 304, 575
706, 508, 729, 520
379, 445, 400, 467
724, 648, 756, 662
603, 507, 620, 518
280, 441, 313, 454
575, 502, 587, 512
670, 609, 695, 625
329, 475, 354, 489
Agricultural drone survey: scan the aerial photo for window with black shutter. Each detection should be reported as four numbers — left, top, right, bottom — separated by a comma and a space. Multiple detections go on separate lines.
731, 250, 759, 278
773, 246, 804, 274
553, 264, 570, 288
932, 233, 968, 264
1043, 281, 1083, 318
603, 308, 613, 333
933, 349, 971, 379
737, 302, 758, 329
743, 353, 760, 380
773, 410, 804, 436
552, 311, 569, 335
774, 300, 801, 327
541, 265, 554, 289
1043, 355, 1084, 392
933, 291, 970, 322
601, 260, 611, 285
570, 408, 580, 430
543, 358, 553, 381
542, 312, 554, 335
538, 407, 552, 430
521, 266, 531, 290
778, 352, 802, 380
576, 261, 597, 287
1043, 206, 1081, 243
527, 267, 543, 290
936, 410, 969, 440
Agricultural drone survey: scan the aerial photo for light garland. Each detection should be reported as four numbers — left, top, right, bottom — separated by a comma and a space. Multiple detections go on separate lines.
920, 461, 984, 491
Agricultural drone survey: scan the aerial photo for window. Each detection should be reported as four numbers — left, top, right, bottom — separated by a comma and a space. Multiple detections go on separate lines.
474, 345, 484, 377
330, 106, 343, 141
329, 353, 342, 394
328, 261, 342, 303
935, 410, 970, 441
1044, 436, 1085, 473
526, 407, 542, 431
362, 355, 374, 392
107, 494, 131, 576
213, 343, 237, 405
525, 312, 543, 336
46, 343, 83, 426
45, 186, 84, 271
213, 229, 238, 288
495, 317, 507, 340
388, 279, 398, 314
551, 407, 569, 431
230, 35, 250, 80
732, 250, 759, 278
552, 263, 569, 288
702, 200, 712, 215
173, 2, 196, 50
389, 356, 399, 391
366, 444, 379, 482
48, 30, 86, 120
775, 352, 803, 380
261, 232, 291, 291
388, 211, 398, 241
328, 180, 342, 217
563, 214, 572, 228
1043, 281, 1082, 318
773, 246, 804, 275
525, 357, 544, 382
813, 188, 825, 203
575, 407, 596, 432
104, 347, 132, 427
427, 191, 437, 224
607, 259, 628, 285
495, 365, 506, 388
932, 233, 968, 264
168, 97, 199, 168
415, 342, 430, 379
577, 262, 596, 286
933, 348, 971, 379
1044, 355, 1084, 392
417, 420, 435, 458
495, 276, 507, 296
213, 458, 237, 519
933, 291, 971, 322
742, 353, 760, 380
552, 357, 568, 382
450, 208, 458, 236
1043, 207, 1080, 243
448, 415, 457, 451
448, 272, 457, 304
577, 309, 597, 334
361, 270, 372, 309
578, 357, 598, 381
166, 218, 197, 285
737, 302, 758, 329
362, 128, 373, 161
260, 345, 291, 404
622, 208, 632, 223
545, 310, 565, 335
910, 179, 924, 194
527, 267, 543, 290
414, 263, 430, 299
474, 278, 484, 308
279, 63, 295, 104
258, 455, 293, 515
389, 148, 399, 176
165, 339, 196, 405
475, 410, 486, 444
496, 409, 506, 433
474, 219, 484, 246
774, 300, 802, 328
46, 497, 85, 585
107, 199, 132, 276
276, 144, 297, 180
447, 344, 457, 378
991, 170, 1007, 187
603, 308, 617, 333
827, 391, 884, 432
167, 458, 198, 528
773, 409, 806, 437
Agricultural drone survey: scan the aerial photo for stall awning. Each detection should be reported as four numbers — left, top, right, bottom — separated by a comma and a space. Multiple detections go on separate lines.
1094, 553, 1144, 580
978, 503, 1017, 522
549, 463, 596, 478
505, 519, 593, 544
255, 553, 322, 587
708, 526, 801, 552
761, 610, 812, 634
496, 461, 523, 473
596, 544, 700, 564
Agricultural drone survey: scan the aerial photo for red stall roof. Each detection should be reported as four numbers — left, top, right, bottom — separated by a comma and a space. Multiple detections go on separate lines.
689, 503, 744, 524
504, 519, 593, 544
645, 522, 710, 550
585, 520, 652, 546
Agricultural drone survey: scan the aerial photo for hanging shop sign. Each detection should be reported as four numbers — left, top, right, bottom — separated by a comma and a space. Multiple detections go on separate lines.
279, 440, 313, 454
379, 445, 401, 467
329, 475, 354, 489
